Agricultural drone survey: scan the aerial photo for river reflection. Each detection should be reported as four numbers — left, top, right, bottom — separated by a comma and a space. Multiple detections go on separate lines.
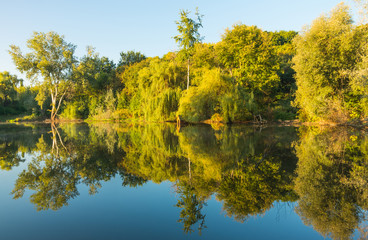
0, 123, 368, 239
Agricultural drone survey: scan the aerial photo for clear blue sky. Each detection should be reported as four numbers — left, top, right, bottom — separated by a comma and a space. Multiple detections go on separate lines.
0, 0, 357, 83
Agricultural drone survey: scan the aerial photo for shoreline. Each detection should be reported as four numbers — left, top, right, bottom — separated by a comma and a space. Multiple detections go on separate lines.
2, 118, 368, 129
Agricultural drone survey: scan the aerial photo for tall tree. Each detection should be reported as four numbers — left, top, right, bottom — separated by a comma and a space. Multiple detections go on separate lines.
175, 182, 206, 234
293, 3, 367, 122
217, 25, 280, 96
74, 47, 118, 94
9, 32, 76, 121
174, 8, 203, 89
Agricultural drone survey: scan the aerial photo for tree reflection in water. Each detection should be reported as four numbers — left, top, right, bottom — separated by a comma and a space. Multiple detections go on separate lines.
2, 123, 368, 238
294, 127, 368, 240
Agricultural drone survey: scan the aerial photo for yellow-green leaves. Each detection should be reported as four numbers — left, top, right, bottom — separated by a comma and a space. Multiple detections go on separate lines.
293, 3, 368, 122
174, 8, 203, 55
9, 32, 76, 121
218, 24, 280, 95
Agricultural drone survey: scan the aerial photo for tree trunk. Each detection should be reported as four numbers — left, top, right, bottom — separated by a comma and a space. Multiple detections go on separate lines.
51, 122, 68, 155
50, 86, 67, 122
51, 122, 58, 155
50, 90, 57, 122
187, 59, 190, 90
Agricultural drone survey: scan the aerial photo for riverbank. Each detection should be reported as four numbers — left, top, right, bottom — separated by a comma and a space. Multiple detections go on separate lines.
2, 115, 368, 130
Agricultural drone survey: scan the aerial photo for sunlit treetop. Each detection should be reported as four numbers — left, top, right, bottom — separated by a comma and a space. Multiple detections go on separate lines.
173, 7, 204, 54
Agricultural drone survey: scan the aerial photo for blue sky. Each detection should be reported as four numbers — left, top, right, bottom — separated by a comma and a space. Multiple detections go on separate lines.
0, 0, 357, 83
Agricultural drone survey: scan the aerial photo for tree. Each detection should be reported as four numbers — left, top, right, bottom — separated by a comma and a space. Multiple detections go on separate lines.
294, 127, 368, 239
292, 3, 368, 122
269, 30, 298, 94
217, 24, 280, 97
9, 32, 76, 121
174, 8, 203, 89
72, 47, 118, 96
0, 71, 22, 107
124, 57, 185, 121
118, 50, 146, 69
175, 182, 206, 234
10, 123, 125, 210
0, 142, 24, 171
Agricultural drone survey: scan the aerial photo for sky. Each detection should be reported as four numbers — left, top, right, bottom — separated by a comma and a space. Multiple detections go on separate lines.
0, 0, 358, 83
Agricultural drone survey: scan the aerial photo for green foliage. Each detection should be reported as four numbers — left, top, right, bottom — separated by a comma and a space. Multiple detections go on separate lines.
218, 24, 280, 97
87, 89, 118, 120
293, 3, 368, 122
176, 183, 207, 234
178, 69, 253, 122
61, 100, 88, 119
125, 57, 186, 121
9, 32, 77, 121
3, 15, 302, 123
271, 31, 298, 98
178, 69, 226, 122
0, 72, 22, 104
174, 8, 204, 90
190, 43, 218, 70
74, 47, 119, 93
271, 100, 297, 120
0, 123, 298, 222
61, 48, 120, 120
17, 86, 39, 114
174, 8, 203, 57
294, 127, 368, 239
118, 50, 146, 68
0, 72, 44, 117
4, 11, 301, 123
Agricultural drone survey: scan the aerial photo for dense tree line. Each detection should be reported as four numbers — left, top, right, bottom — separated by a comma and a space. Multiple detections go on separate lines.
4, 9, 297, 123
3, 2, 368, 124
293, 3, 368, 122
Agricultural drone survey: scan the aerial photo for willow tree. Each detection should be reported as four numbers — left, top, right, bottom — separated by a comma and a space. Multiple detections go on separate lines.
174, 8, 203, 90
9, 32, 76, 121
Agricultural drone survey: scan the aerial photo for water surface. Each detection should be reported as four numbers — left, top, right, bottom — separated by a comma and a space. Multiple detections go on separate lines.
0, 123, 367, 239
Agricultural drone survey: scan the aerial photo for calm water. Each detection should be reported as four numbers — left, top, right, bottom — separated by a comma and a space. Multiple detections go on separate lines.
0, 123, 367, 240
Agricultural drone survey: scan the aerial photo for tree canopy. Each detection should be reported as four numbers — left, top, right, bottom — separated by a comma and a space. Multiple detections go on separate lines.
9, 32, 76, 121
174, 8, 203, 90
293, 3, 368, 122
